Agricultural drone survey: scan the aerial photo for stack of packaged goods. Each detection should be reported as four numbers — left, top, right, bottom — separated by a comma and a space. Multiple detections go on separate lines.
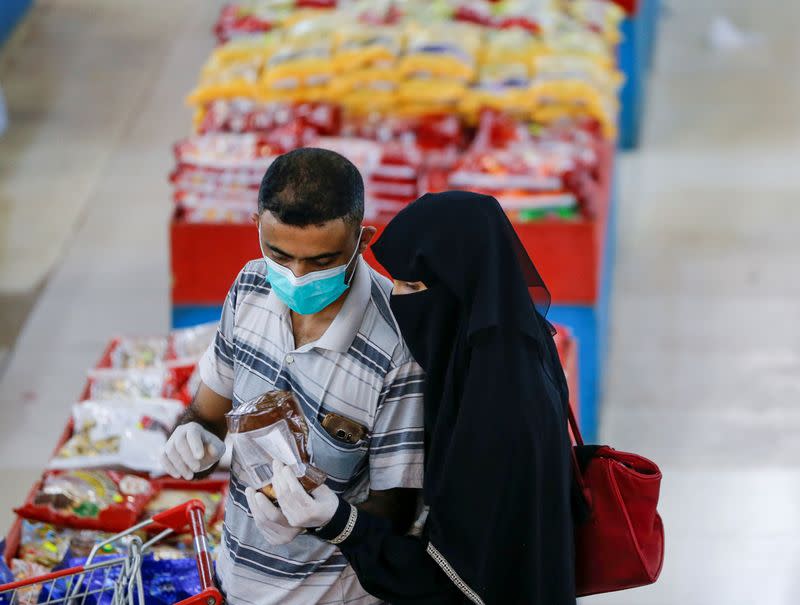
172, 0, 623, 225
2, 325, 228, 602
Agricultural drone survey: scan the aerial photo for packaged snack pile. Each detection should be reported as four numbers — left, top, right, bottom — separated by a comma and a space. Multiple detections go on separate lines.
4, 325, 230, 594
173, 0, 622, 224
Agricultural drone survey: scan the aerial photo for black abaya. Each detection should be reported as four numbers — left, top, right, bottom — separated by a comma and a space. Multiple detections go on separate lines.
314, 192, 576, 605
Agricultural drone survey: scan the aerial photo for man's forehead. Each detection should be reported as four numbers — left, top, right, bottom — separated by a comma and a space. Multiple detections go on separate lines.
260, 213, 354, 253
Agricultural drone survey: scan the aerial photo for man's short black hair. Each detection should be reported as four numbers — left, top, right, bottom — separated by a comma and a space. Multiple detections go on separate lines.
258, 147, 364, 228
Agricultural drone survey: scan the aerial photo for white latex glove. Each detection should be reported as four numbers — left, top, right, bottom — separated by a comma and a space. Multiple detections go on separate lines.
160, 422, 226, 480
271, 459, 339, 529
244, 487, 303, 546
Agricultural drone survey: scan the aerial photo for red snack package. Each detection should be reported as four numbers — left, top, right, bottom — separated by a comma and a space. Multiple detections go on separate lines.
16, 470, 156, 532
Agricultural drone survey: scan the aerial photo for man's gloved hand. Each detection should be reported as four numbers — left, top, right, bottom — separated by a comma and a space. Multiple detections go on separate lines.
245, 487, 304, 545
160, 422, 226, 480
272, 460, 339, 529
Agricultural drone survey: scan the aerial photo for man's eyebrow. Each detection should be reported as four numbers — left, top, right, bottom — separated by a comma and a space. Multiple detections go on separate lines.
267, 243, 342, 261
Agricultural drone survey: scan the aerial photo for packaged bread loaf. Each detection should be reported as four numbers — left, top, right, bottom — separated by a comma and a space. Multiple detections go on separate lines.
226, 391, 326, 500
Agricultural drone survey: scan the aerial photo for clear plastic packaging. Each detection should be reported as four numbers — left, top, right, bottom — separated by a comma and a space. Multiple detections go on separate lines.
10, 559, 51, 605
227, 391, 326, 499
169, 322, 219, 361
49, 399, 185, 474
16, 471, 155, 532
109, 337, 169, 370
86, 368, 167, 400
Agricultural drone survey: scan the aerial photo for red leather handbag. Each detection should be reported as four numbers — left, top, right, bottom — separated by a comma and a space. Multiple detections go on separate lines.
569, 405, 665, 596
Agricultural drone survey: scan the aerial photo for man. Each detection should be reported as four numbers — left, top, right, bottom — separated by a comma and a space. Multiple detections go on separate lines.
160, 148, 425, 604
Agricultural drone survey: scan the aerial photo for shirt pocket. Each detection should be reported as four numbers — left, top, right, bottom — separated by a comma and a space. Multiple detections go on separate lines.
306, 415, 369, 494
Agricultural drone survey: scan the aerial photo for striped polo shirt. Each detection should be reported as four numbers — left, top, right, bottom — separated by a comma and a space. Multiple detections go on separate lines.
199, 256, 425, 605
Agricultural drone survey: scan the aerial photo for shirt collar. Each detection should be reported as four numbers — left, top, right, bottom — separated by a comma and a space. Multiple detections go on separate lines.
265, 256, 373, 354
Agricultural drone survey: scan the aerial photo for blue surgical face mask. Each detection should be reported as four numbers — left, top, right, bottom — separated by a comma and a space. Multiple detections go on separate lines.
258, 224, 364, 315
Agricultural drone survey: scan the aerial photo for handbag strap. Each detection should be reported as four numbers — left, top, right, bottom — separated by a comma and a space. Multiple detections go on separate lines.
568, 401, 584, 447
567, 402, 590, 499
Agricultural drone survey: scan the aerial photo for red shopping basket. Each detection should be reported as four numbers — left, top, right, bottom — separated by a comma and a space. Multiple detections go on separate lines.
0, 500, 223, 605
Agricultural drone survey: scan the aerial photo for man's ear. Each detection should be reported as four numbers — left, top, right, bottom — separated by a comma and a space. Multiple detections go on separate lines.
359, 226, 378, 254
251, 212, 260, 225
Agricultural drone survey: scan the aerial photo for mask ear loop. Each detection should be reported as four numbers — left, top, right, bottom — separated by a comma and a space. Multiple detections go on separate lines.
344, 226, 365, 286
257, 222, 267, 259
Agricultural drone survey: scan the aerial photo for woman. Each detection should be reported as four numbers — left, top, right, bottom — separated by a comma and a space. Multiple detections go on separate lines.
268, 191, 576, 604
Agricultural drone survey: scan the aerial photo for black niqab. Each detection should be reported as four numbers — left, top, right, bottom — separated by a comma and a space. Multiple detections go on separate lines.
372, 191, 575, 604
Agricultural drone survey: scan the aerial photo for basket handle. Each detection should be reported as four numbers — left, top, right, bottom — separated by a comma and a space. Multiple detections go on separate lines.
151, 499, 206, 532
153, 500, 224, 605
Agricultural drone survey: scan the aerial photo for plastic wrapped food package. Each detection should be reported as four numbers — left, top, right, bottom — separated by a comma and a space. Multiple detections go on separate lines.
9, 559, 51, 605
16, 472, 155, 532
399, 22, 482, 83
170, 165, 263, 192
261, 16, 339, 92
16, 521, 73, 567
227, 391, 326, 499
566, 0, 625, 45
86, 368, 167, 400
313, 136, 383, 178
49, 399, 184, 474
214, 3, 290, 42
446, 110, 600, 214
174, 133, 282, 171
109, 337, 168, 369
333, 25, 403, 70
187, 50, 268, 107
169, 322, 218, 361
195, 99, 340, 135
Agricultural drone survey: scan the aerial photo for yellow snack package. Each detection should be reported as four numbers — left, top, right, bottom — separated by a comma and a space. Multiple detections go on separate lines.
397, 78, 467, 106
259, 12, 343, 92
208, 34, 279, 67
481, 29, 541, 69
398, 22, 482, 83
187, 36, 280, 107
530, 54, 622, 96
538, 25, 616, 70
187, 60, 264, 106
326, 67, 401, 98
567, 0, 625, 46
333, 25, 404, 71
340, 89, 397, 116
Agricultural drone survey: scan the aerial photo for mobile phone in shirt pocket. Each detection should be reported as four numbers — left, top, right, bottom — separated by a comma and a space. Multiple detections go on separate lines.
321, 412, 368, 445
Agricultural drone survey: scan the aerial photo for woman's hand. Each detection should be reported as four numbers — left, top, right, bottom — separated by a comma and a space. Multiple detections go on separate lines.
272, 459, 339, 529
244, 486, 303, 545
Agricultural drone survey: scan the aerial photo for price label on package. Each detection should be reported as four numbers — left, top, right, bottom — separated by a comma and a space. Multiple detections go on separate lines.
231, 419, 307, 488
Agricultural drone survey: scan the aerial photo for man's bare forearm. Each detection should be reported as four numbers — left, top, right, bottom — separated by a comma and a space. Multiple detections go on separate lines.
172, 381, 232, 440
175, 403, 228, 441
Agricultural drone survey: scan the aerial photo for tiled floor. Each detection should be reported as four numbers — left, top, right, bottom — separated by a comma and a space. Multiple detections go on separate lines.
1, 1, 798, 603
0, 0, 222, 527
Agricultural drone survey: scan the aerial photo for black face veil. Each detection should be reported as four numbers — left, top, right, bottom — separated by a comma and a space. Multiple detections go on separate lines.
372, 191, 575, 604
